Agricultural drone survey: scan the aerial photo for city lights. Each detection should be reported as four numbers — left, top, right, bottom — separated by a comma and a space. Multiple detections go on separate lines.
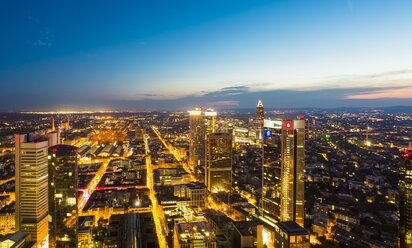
0, 1, 410, 247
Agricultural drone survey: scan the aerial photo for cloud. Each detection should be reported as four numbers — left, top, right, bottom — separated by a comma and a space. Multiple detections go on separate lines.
298, 69, 412, 92
138, 93, 158, 97
33, 40, 52, 47
28, 15, 40, 24
365, 69, 412, 78
205, 101, 239, 106
346, 86, 412, 99
26, 14, 54, 47
202, 85, 250, 97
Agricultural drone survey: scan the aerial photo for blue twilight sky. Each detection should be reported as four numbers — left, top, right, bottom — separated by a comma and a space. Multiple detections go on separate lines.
0, 0, 412, 111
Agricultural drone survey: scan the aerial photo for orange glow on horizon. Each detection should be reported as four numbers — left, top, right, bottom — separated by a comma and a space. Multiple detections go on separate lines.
346, 87, 412, 99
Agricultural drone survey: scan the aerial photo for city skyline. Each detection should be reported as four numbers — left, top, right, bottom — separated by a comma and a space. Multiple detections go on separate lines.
0, 1, 411, 247
1, 0, 412, 111
0, 101, 410, 247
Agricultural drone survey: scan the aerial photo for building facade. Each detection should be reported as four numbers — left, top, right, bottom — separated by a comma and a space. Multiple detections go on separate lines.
399, 149, 412, 248
205, 133, 232, 193
189, 108, 206, 170
15, 134, 49, 247
205, 109, 217, 135
262, 119, 305, 227
48, 145, 78, 248
106, 212, 158, 248
274, 221, 310, 248
255, 100, 264, 141
262, 120, 282, 219
173, 221, 216, 248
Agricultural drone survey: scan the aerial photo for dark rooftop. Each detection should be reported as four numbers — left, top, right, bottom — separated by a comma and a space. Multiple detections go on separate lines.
277, 221, 308, 235
49, 144, 78, 152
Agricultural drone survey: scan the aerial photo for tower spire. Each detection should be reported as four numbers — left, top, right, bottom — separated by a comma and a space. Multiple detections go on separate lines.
52, 117, 55, 132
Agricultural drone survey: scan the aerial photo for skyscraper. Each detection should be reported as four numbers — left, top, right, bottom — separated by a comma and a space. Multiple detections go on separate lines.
47, 131, 60, 147
48, 145, 78, 248
15, 134, 49, 247
189, 108, 205, 170
399, 149, 412, 248
255, 100, 264, 140
262, 119, 305, 227
205, 133, 232, 193
262, 120, 282, 219
204, 109, 217, 135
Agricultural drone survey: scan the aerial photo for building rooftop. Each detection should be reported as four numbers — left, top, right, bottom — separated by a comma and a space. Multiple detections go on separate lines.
233, 221, 256, 236
277, 221, 308, 236
0, 231, 29, 247
176, 221, 212, 235
49, 144, 78, 152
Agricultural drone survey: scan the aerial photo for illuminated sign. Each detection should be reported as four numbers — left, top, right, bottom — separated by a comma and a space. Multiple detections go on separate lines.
264, 120, 282, 129
285, 122, 292, 128
264, 128, 272, 141
188, 111, 202, 115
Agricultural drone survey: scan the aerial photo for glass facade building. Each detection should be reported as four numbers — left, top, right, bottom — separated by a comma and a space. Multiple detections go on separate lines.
399, 150, 412, 248
48, 145, 78, 248
189, 108, 206, 170
205, 109, 217, 135
262, 119, 305, 227
205, 133, 232, 193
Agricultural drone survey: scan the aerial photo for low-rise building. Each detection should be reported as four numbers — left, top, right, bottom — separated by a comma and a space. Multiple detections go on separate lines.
273, 221, 310, 248
173, 221, 216, 248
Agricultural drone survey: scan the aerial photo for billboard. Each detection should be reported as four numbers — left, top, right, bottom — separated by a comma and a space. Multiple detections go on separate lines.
264, 120, 282, 129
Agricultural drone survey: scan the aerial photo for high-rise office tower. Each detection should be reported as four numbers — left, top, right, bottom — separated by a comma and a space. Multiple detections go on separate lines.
48, 145, 78, 248
205, 109, 217, 135
262, 119, 305, 227
47, 131, 60, 147
189, 108, 206, 170
205, 133, 232, 193
255, 100, 264, 140
15, 134, 49, 247
399, 149, 412, 248
261, 120, 282, 219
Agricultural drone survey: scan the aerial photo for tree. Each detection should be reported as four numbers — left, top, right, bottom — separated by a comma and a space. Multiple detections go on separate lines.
93, 218, 109, 248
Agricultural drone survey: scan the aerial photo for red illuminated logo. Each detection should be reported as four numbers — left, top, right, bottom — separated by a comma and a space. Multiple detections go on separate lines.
285, 122, 292, 128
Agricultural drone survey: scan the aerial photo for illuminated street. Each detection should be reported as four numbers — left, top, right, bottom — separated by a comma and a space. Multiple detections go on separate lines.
145, 135, 167, 248
151, 125, 194, 178
1, 1, 410, 247
65, 158, 109, 228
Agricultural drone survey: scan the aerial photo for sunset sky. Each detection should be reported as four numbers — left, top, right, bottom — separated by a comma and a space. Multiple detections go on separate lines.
1, 0, 411, 111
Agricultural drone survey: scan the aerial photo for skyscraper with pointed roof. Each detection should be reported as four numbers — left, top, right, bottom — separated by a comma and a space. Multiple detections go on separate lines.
255, 100, 264, 140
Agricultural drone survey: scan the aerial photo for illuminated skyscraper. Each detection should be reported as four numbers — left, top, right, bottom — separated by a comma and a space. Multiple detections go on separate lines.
189, 108, 205, 170
48, 145, 78, 248
262, 120, 282, 219
15, 134, 49, 247
255, 100, 264, 140
205, 133, 232, 193
205, 109, 217, 135
47, 131, 60, 147
399, 149, 412, 248
262, 119, 305, 227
